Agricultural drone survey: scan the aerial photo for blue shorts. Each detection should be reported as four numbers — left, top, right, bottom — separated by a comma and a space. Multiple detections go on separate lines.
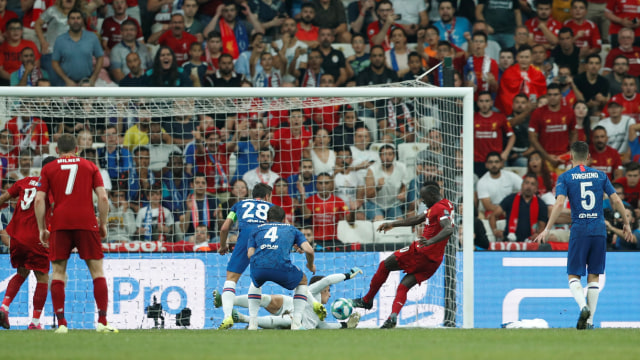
227, 233, 250, 274
567, 232, 606, 276
250, 264, 303, 290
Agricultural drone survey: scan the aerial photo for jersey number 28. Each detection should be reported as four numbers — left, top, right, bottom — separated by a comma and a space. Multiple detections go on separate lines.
241, 202, 269, 220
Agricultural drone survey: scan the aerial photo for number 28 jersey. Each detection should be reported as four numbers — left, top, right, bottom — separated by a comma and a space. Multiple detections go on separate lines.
556, 164, 615, 234
38, 156, 104, 231
228, 199, 274, 236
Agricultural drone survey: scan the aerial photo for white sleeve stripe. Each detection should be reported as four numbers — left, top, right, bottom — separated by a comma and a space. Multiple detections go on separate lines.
439, 216, 449, 220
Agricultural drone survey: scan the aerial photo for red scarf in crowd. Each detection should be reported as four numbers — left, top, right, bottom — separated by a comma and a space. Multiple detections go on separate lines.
508, 193, 539, 239
219, 18, 240, 59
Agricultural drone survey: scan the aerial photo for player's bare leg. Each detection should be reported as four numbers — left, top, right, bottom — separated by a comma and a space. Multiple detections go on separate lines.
86, 259, 118, 333
382, 274, 418, 329
0, 267, 31, 329
352, 254, 401, 310
568, 274, 590, 330
29, 271, 49, 330
219, 271, 241, 329
51, 260, 69, 333
585, 273, 600, 329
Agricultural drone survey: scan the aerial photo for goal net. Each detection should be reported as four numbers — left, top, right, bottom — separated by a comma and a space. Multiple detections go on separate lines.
0, 83, 474, 329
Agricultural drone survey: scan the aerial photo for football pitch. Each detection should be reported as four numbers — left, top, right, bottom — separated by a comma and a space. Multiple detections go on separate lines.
1, 328, 639, 360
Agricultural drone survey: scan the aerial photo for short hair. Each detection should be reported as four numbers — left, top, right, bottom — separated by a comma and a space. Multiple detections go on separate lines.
266, 205, 285, 222
471, 31, 488, 42
190, 41, 203, 50
301, 2, 315, 11
309, 275, 325, 285
352, 33, 366, 42
193, 172, 206, 180
584, 53, 601, 64
121, 19, 138, 29
547, 83, 561, 91
317, 172, 333, 179
513, 93, 529, 102
523, 172, 539, 182
57, 134, 77, 153
424, 24, 439, 35
67, 8, 84, 20
558, 27, 574, 37
408, 51, 422, 61
613, 182, 624, 190
626, 162, 640, 173
6, 18, 21, 28
535, 0, 552, 7
592, 125, 607, 134
421, 184, 441, 199
571, 0, 588, 8
300, 157, 313, 165
219, 53, 234, 62
370, 45, 385, 54
439, 0, 455, 9
613, 55, 629, 65
133, 145, 149, 155
336, 146, 352, 155
252, 183, 273, 198
41, 156, 57, 168
477, 91, 492, 99
378, 144, 395, 155
622, 74, 637, 83
318, 27, 333, 35
485, 151, 502, 163
570, 141, 589, 161
20, 46, 34, 55
516, 45, 532, 55
376, 0, 392, 11
207, 30, 221, 40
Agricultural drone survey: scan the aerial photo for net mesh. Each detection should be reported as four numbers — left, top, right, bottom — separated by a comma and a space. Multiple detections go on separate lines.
0, 82, 467, 329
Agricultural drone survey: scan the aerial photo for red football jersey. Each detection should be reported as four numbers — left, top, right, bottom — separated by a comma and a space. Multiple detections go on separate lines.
306, 194, 348, 241
606, 0, 640, 36
473, 111, 513, 162
158, 31, 198, 66
366, 21, 402, 51
466, 55, 500, 97
589, 145, 623, 180
38, 156, 104, 231
615, 176, 640, 207
303, 98, 341, 132
563, 19, 602, 49
528, 105, 576, 155
100, 16, 143, 50
525, 17, 562, 47
270, 127, 312, 179
602, 93, 640, 121
6, 176, 41, 246
421, 198, 454, 264
5, 116, 49, 149
296, 23, 319, 42
0, 39, 41, 74
604, 47, 640, 76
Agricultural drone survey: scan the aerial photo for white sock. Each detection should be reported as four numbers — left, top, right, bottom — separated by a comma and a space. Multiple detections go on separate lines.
292, 285, 308, 329
234, 294, 273, 309
569, 279, 587, 309
31, 318, 40, 326
586, 282, 599, 325
258, 316, 292, 329
248, 283, 261, 328
221, 280, 236, 319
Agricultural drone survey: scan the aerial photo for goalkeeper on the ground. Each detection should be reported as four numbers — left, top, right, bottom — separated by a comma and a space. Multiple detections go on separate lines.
213, 267, 363, 329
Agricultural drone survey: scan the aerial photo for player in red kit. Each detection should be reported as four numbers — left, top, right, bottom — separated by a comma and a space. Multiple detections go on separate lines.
351, 184, 454, 328
0, 156, 56, 330
34, 134, 116, 334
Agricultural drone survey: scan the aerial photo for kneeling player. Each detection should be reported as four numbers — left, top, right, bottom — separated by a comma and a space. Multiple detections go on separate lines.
352, 185, 454, 328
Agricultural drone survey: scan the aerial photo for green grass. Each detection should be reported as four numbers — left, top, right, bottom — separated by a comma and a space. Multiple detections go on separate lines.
1, 328, 639, 360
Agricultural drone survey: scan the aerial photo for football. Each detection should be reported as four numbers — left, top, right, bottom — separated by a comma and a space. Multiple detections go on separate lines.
330, 298, 353, 320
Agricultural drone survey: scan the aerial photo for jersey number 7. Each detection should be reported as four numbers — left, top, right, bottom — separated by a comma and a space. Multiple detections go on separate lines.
60, 164, 78, 195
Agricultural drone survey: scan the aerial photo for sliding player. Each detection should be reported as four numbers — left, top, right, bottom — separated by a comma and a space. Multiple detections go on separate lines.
0, 156, 56, 330
352, 185, 454, 328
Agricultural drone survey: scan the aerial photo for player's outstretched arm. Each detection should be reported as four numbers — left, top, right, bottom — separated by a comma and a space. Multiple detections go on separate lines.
534, 194, 566, 243
418, 218, 453, 247
378, 213, 425, 233
300, 241, 316, 274
610, 192, 635, 243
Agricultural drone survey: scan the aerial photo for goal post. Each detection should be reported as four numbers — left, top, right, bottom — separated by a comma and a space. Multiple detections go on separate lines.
0, 84, 475, 329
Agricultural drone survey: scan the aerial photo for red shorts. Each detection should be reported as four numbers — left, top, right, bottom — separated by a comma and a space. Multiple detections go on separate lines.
49, 230, 104, 261
10, 238, 50, 273
394, 242, 441, 284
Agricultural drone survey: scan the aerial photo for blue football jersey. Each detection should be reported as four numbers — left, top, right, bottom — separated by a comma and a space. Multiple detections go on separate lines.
248, 223, 307, 269
556, 165, 615, 233
228, 199, 274, 235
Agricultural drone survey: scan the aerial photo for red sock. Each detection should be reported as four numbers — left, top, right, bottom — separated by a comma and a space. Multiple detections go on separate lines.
93, 277, 108, 325
391, 284, 409, 315
50, 280, 67, 327
363, 261, 390, 303
1, 273, 27, 309
32, 282, 48, 320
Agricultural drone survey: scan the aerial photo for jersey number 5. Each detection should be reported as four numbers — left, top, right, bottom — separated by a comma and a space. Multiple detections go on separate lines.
580, 181, 595, 211
60, 164, 78, 195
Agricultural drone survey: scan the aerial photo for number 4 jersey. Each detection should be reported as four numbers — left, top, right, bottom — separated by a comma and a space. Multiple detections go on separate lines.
38, 156, 104, 231
6, 176, 49, 248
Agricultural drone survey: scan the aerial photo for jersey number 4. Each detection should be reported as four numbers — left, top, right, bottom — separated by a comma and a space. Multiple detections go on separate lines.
264, 227, 278, 242
580, 182, 595, 211
60, 164, 78, 195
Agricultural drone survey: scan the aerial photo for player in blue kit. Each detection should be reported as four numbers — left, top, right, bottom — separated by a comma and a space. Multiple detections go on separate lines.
246, 205, 316, 330
218, 183, 274, 329
535, 141, 633, 330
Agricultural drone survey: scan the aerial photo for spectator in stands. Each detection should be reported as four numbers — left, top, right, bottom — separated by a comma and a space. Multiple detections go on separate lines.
0, 0, 17, 41
228, 120, 268, 181
599, 101, 635, 158
574, 100, 591, 142
98, 124, 132, 182
204, 53, 245, 87
476, 152, 523, 216
347, 0, 377, 37
531, 43, 557, 85
7, 149, 34, 180
181, 42, 207, 86
526, 151, 557, 204
556, 65, 584, 108
416, 25, 440, 61
109, 19, 152, 83
604, 75, 640, 121
525, 0, 560, 50
385, 27, 410, 78
563, 0, 601, 58
248, 0, 286, 40
296, 2, 319, 48
118, 52, 146, 86
378, 96, 415, 143
364, 144, 407, 221
106, 186, 137, 243
128, 145, 152, 211
233, 32, 262, 79
194, 127, 230, 199
100, 0, 143, 54
496, 45, 547, 116
604, 0, 640, 48
603, 27, 640, 77
161, 151, 190, 216
389, 0, 427, 41
182, 0, 204, 42
332, 106, 364, 150
0, 19, 40, 85
123, 113, 153, 151
146, 0, 175, 34
81, 147, 113, 191
605, 56, 640, 96
333, 146, 363, 216
312, 0, 350, 43
147, 122, 181, 172
464, 31, 499, 97
52, 9, 104, 86
350, 126, 378, 179
316, 27, 346, 87
203, 1, 263, 60
143, 46, 195, 87
136, 184, 175, 242
473, 91, 515, 177
528, 83, 577, 169
148, 13, 197, 67
356, 45, 398, 87
406, 158, 442, 217
202, 31, 222, 74
310, 127, 335, 176
76, 129, 93, 154
10, 46, 47, 86
402, 51, 427, 82
302, 74, 341, 131
475, 0, 522, 49
488, 172, 548, 242
163, 99, 198, 147
243, 147, 280, 191
287, 157, 317, 203
216, 178, 248, 233
182, 173, 217, 242
574, 53, 610, 115
366, 0, 399, 50
0, 128, 16, 171
589, 125, 624, 180
302, 172, 349, 245
460, 21, 501, 62
271, 18, 307, 84
498, 49, 514, 82
506, 94, 535, 167
615, 162, 640, 209
550, 27, 580, 76
434, 0, 471, 48
253, 51, 283, 87
4, 112, 49, 155
272, 178, 296, 224
271, 109, 311, 179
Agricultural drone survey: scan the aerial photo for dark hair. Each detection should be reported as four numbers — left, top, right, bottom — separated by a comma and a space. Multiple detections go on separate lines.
376, 0, 392, 11
309, 275, 325, 285
571, 0, 588, 7
408, 51, 422, 62
613, 55, 629, 65
316, 172, 333, 179
266, 205, 285, 222
573, 100, 591, 143
301, 2, 315, 11
352, 33, 366, 42
390, 26, 407, 39
378, 144, 395, 155
526, 151, 552, 193
41, 156, 57, 168
570, 141, 589, 161
150, 46, 179, 87
513, 93, 529, 102
67, 8, 84, 20
219, 53, 234, 62
121, 19, 138, 29
424, 24, 439, 35
622, 74, 637, 83
558, 27, 574, 37
57, 134, 77, 153
207, 30, 222, 41
190, 41, 203, 50
336, 146, 352, 155
584, 53, 601, 64
252, 183, 273, 198
485, 151, 502, 163
535, 0, 552, 7
471, 31, 488, 42
193, 172, 206, 180
592, 125, 607, 135
626, 162, 640, 173
6, 18, 21, 29
370, 45, 385, 54
20, 46, 34, 55
523, 172, 539, 183
477, 91, 492, 99
547, 83, 561, 91
300, 157, 313, 165
516, 45, 532, 55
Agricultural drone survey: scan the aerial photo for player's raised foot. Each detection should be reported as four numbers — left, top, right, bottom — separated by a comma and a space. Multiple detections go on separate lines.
248, 317, 258, 331
380, 313, 397, 329
576, 306, 590, 330
0, 308, 10, 329
219, 316, 234, 330
28, 323, 42, 330
54, 325, 68, 334
351, 297, 373, 310
346, 312, 361, 329
96, 323, 119, 333
212, 290, 222, 308
312, 302, 327, 321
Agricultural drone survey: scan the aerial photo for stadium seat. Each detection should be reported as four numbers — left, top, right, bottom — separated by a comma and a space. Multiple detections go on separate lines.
373, 220, 415, 244
398, 142, 428, 166
360, 116, 378, 142
337, 220, 374, 244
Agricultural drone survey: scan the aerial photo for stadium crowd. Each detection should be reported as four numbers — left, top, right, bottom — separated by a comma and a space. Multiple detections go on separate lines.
0, 0, 637, 250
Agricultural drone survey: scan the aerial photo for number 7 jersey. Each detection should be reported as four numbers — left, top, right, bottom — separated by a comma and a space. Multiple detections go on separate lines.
38, 156, 104, 231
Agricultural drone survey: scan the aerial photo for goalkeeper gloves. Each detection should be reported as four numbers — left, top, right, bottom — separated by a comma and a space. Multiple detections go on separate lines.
345, 267, 363, 280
